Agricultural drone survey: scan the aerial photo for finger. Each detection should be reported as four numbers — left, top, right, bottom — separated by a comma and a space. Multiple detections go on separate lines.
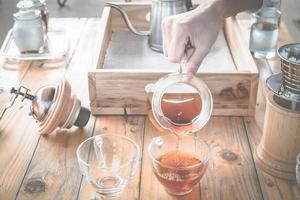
163, 17, 173, 57
185, 44, 195, 61
186, 48, 208, 74
167, 26, 186, 63
161, 20, 168, 56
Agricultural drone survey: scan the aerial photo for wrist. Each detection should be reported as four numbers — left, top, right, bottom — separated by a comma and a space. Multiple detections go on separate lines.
193, 0, 226, 20
209, 0, 263, 18
211, 0, 227, 19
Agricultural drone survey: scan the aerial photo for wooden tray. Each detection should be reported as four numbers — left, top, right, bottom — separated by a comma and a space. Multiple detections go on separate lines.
88, 2, 259, 116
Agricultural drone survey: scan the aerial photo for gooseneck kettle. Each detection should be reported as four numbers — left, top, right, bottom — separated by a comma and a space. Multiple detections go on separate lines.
105, 0, 193, 52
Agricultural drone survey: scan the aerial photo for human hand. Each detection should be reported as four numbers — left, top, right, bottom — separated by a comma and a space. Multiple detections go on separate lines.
162, 1, 225, 74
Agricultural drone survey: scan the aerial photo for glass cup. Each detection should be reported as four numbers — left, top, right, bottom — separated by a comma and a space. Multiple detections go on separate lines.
249, 7, 281, 59
77, 134, 140, 198
148, 134, 211, 195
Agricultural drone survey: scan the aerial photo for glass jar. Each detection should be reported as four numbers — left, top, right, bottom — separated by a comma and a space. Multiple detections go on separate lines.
31, 0, 49, 32
249, 7, 281, 59
16, 0, 48, 32
262, 0, 281, 11
13, 9, 45, 53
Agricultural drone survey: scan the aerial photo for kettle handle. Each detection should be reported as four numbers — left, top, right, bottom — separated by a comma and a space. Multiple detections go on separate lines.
105, 3, 150, 36
185, 0, 194, 11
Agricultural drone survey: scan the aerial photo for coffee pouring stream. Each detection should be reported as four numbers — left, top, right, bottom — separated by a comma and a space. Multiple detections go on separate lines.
105, 0, 193, 52
0, 79, 90, 134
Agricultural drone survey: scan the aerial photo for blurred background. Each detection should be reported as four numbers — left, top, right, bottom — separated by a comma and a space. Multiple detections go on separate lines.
0, 0, 299, 45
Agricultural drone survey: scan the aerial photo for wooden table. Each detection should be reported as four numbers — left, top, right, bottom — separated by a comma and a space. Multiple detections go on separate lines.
0, 18, 299, 200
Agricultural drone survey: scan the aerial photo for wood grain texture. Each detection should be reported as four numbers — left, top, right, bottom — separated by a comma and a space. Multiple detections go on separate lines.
255, 93, 300, 180
15, 18, 100, 200
90, 70, 254, 116
244, 117, 300, 200
140, 117, 263, 200
0, 18, 83, 199
199, 117, 263, 200
0, 61, 34, 199
1, 16, 298, 200
77, 116, 146, 200
224, 17, 258, 74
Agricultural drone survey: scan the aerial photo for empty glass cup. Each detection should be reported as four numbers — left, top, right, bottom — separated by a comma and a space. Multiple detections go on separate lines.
249, 7, 281, 59
77, 134, 140, 197
148, 134, 211, 195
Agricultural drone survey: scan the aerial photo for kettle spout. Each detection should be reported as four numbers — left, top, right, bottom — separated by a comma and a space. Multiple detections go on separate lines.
105, 3, 150, 36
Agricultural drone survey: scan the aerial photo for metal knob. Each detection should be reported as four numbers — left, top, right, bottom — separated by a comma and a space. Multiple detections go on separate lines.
31, 85, 55, 121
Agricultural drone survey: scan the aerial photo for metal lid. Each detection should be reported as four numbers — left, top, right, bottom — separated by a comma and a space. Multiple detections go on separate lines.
13, 9, 41, 20
278, 43, 300, 66
31, 0, 46, 8
31, 85, 55, 121
16, 0, 34, 10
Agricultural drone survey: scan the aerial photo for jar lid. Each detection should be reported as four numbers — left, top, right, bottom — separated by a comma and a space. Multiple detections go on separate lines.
31, 0, 46, 8
16, 0, 34, 10
150, 72, 213, 135
14, 9, 41, 20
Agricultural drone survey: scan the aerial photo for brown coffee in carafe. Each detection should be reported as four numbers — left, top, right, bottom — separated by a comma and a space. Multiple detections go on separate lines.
147, 93, 202, 134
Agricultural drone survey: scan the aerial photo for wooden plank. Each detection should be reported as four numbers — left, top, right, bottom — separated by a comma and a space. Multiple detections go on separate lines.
14, 18, 100, 200
0, 18, 85, 199
244, 117, 300, 200
224, 17, 258, 73
0, 61, 33, 199
96, 7, 112, 69
88, 7, 113, 107
90, 70, 254, 116
253, 59, 273, 130
0, 25, 64, 197
140, 117, 263, 200
77, 116, 146, 200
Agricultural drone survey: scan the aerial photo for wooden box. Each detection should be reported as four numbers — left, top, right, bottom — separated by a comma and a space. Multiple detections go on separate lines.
88, 2, 258, 116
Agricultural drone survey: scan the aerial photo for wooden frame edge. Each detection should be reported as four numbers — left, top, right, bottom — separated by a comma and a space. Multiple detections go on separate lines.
224, 16, 258, 74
